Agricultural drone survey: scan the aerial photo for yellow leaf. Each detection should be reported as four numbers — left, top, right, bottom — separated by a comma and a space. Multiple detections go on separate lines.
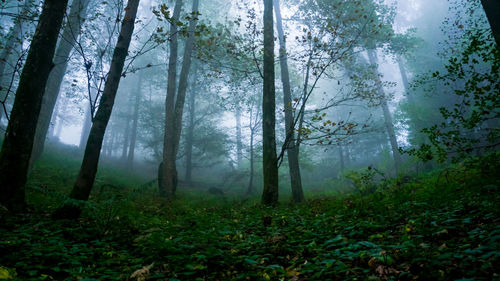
0, 266, 17, 279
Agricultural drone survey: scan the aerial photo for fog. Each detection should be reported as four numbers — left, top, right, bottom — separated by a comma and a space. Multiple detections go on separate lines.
1, 0, 497, 193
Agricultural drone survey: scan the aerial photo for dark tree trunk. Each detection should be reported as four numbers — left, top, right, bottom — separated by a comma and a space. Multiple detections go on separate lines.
261, 0, 279, 206
127, 72, 142, 169
0, 0, 69, 212
274, 0, 304, 203
0, 0, 31, 124
162, 0, 199, 197
368, 49, 402, 175
481, 0, 500, 46
235, 107, 243, 167
184, 77, 197, 183
161, 0, 183, 197
56, 0, 140, 218
30, 0, 91, 168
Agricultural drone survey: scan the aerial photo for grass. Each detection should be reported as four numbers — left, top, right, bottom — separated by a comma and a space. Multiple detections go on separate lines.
0, 147, 499, 280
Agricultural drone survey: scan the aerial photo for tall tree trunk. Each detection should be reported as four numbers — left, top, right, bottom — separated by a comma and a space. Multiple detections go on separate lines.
80, 102, 92, 149
0, 0, 69, 212
127, 72, 142, 169
0, 0, 31, 124
480, 0, 500, 46
57, 0, 140, 218
274, 0, 304, 203
184, 77, 196, 183
162, 0, 199, 196
235, 107, 243, 167
160, 0, 183, 197
367, 49, 402, 175
261, 0, 279, 206
30, 0, 91, 167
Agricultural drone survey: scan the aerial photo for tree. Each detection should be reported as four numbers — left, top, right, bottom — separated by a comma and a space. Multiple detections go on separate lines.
127, 72, 143, 169
57, 0, 140, 218
367, 49, 403, 174
261, 0, 279, 206
0, 0, 33, 124
160, 0, 182, 197
274, 0, 304, 203
161, 0, 200, 197
30, 0, 91, 168
480, 0, 500, 46
0, 0, 69, 211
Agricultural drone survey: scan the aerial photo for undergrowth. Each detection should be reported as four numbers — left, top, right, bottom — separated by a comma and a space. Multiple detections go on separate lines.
0, 150, 499, 280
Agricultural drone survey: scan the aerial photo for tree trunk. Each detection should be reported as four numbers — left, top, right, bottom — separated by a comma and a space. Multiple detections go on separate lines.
261, 0, 279, 206
160, 0, 183, 197
57, 0, 140, 218
235, 107, 243, 167
274, 0, 304, 203
30, 0, 91, 167
481, 0, 500, 47
127, 72, 142, 169
0, 0, 31, 125
162, 0, 199, 197
0, 0, 69, 212
184, 77, 196, 183
367, 49, 402, 175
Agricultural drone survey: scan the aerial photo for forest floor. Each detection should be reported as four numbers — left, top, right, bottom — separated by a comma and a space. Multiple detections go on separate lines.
0, 147, 499, 280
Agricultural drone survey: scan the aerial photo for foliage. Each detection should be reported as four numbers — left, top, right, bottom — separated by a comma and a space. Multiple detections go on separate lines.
405, 1, 500, 163
0, 150, 498, 280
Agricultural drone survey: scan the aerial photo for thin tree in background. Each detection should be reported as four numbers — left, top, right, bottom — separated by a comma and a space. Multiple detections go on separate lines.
274, 0, 304, 203
56, 0, 141, 218
30, 0, 91, 169
0, 0, 69, 211
127, 72, 143, 169
367, 49, 403, 174
261, 0, 279, 206
0, 0, 32, 124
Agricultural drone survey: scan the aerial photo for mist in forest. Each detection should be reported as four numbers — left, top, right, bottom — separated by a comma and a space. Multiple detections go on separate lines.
0, 0, 498, 279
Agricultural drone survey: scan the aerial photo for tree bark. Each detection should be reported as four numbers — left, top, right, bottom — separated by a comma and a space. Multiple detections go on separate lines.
162, 0, 199, 197
30, 0, 91, 167
274, 0, 304, 203
160, 0, 183, 197
261, 0, 279, 206
480, 0, 500, 47
127, 72, 142, 169
0, 0, 69, 212
57, 0, 140, 218
367, 49, 403, 175
0, 0, 32, 124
